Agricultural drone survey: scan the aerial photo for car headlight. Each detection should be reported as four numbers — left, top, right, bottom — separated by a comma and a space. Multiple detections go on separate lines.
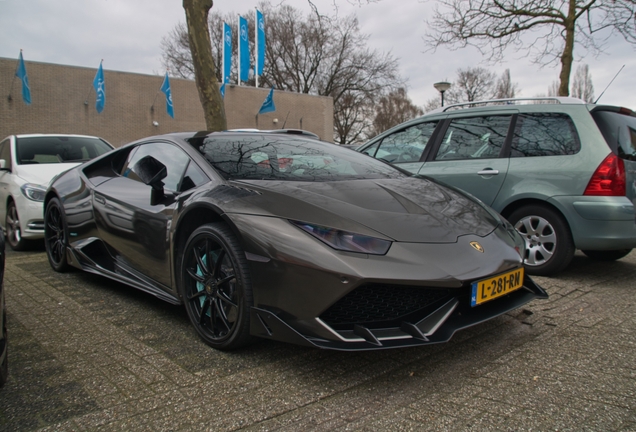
20, 183, 47, 202
290, 221, 392, 255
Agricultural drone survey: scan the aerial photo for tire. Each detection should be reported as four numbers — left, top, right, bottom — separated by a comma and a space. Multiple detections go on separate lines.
179, 223, 253, 350
582, 249, 632, 262
5, 201, 28, 251
44, 198, 70, 272
508, 205, 575, 276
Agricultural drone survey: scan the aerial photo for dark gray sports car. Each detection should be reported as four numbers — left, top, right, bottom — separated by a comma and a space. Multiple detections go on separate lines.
44, 130, 547, 351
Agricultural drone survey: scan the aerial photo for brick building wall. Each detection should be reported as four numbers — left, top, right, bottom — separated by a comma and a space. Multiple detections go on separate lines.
0, 58, 334, 147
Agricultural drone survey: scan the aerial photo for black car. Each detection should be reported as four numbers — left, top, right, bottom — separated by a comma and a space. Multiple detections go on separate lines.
44, 131, 547, 351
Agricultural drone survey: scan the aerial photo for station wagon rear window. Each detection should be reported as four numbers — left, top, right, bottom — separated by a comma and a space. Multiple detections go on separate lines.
510, 113, 580, 157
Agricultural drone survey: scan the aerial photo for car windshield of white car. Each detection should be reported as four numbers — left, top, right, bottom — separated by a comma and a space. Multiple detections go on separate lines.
16, 136, 112, 165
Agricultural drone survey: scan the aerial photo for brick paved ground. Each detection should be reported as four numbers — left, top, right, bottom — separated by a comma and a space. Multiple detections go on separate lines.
0, 247, 634, 431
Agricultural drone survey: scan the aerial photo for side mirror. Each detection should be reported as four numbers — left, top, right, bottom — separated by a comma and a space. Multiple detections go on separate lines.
132, 156, 167, 191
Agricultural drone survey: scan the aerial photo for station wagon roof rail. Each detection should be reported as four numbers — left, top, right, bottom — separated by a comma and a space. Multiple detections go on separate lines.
429, 97, 586, 114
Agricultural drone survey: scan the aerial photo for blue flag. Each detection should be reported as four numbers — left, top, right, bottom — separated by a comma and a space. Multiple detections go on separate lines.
256, 10, 265, 76
15, 51, 31, 105
223, 22, 232, 84
220, 83, 226, 99
160, 72, 174, 118
93, 61, 105, 113
258, 87, 275, 114
238, 15, 250, 82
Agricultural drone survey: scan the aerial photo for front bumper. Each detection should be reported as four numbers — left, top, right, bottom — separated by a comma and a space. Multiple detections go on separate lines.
15, 196, 45, 239
250, 276, 547, 351
230, 213, 547, 350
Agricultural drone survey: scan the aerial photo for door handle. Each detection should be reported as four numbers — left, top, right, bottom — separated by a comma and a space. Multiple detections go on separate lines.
477, 169, 499, 175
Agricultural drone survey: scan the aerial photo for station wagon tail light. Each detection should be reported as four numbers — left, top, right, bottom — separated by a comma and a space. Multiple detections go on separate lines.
583, 153, 625, 196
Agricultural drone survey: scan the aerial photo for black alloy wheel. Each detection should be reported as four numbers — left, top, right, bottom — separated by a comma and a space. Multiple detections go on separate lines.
180, 223, 253, 350
44, 198, 70, 272
5, 201, 27, 251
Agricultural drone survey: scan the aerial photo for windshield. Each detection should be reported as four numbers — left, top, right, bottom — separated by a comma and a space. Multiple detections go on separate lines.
16, 136, 112, 165
190, 134, 408, 181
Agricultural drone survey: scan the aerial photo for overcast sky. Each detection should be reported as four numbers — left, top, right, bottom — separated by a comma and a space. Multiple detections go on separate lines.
1, 0, 634, 110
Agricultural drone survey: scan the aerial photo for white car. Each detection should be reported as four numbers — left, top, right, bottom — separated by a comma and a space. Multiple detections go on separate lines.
0, 134, 113, 250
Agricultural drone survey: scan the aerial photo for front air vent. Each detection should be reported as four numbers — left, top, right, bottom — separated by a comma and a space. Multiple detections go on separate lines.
320, 283, 452, 329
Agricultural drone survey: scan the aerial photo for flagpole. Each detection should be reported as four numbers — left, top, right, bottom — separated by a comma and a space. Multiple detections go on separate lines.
222, 21, 226, 86
237, 15, 242, 86
255, 8, 259, 88
150, 91, 160, 112
7, 75, 17, 102
85, 58, 103, 106
84, 85, 93, 106
7, 50, 22, 101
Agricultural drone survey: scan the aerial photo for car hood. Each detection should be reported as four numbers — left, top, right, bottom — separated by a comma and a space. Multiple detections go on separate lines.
220, 177, 498, 243
15, 163, 80, 186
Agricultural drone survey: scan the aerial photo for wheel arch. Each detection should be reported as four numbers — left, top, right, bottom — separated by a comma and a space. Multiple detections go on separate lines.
3, 195, 15, 228
172, 204, 245, 296
500, 198, 571, 236
43, 190, 59, 213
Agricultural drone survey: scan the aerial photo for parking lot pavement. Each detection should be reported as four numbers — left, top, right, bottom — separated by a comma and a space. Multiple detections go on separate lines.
0, 247, 634, 432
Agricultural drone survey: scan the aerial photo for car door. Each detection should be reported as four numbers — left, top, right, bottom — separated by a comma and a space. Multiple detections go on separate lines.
418, 115, 513, 206
361, 121, 439, 174
92, 141, 208, 288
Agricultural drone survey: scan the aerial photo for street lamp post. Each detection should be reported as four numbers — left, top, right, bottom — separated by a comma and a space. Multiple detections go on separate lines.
434, 81, 451, 107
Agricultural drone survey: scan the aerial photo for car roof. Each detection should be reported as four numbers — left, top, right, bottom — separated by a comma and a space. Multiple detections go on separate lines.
426, 97, 587, 115
7, 133, 106, 140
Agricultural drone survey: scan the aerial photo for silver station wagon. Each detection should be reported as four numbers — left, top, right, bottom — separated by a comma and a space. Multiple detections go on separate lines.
357, 97, 636, 276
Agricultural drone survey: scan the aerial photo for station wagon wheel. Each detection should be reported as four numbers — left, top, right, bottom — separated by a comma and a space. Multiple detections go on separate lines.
5, 201, 27, 251
44, 197, 70, 272
508, 205, 574, 276
180, 223, 253, 350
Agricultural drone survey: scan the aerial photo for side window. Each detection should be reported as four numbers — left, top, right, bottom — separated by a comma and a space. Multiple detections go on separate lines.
0, 140, 12, 171
435, 116, 511, 161
360, 141, 380, 157
374, 122, 438, 164
180, 160, 208, 192
123, 142, 195, 192
511, 113, 580, 157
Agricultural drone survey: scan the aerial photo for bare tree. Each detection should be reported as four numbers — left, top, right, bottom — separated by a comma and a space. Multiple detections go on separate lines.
334, 91, 376, 145
162, 12, 249, 84
571, 64, 595, 103
182, 0, 226, 131
260, 4, 402, 144
371, 88, 424, 136
547, 80, 560, 97
494, 69, 519, 99
423, 97, 442, 113
446, 67, 497, 104
426, 0, 636, 97
160, 22, 194, 79
162, 2, 402, 144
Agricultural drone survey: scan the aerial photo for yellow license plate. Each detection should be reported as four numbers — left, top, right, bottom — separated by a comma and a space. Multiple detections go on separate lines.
471, 268, 524, 307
